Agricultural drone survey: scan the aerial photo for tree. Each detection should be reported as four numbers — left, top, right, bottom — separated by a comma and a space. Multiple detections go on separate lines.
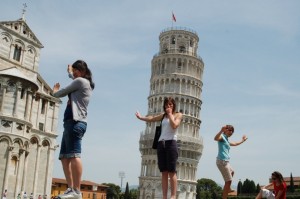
242, 179, 250, 194
124, 182, 130, 199
289, 173, 295, 193
256, 183, 261, 194
196, 178, 222, 199
241, 179, 256, 194
237, 180, 243, 195
103, 183, 121, 199
249, 180, 256, 193
129, 189, 139, 199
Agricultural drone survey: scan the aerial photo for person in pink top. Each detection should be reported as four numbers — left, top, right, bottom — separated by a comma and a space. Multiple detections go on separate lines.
256, 171, 287, 199
2, 190, 7, 199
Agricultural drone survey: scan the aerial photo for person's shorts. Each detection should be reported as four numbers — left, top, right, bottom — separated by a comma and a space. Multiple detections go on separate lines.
216, 158, 234, 182
261, 189, 275, 199
157, 140, 178, 172
59, 120, 87, 159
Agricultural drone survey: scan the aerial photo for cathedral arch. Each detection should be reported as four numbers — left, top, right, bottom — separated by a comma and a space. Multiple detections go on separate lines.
23, 140, 30, 150
13, 138, 23, 148
30, 136, 40, 145
162, 43, 168, 54
1, 32, 12, 58
42, 139, 50, 147
171, 35, 176, 44
0, 135, 13, 144
1, 32, 13, 42
12, 40, 25, 62
27, 45, 37, 56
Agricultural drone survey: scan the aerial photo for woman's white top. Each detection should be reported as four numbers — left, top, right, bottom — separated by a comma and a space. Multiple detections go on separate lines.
158, 116, 177, 141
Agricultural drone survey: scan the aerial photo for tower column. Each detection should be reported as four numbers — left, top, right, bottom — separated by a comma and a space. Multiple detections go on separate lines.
33, 145, 42, 195
44, 147, 56, 198
35, 97, 41, 128
21, 151, 29, 194
2, 146, 14, 194
0, 86, 7, 113
13, 83, 21, 117
24, 89, 33, 120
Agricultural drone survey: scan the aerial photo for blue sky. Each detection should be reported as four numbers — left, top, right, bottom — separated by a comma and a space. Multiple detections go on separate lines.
1, 0, 299, 188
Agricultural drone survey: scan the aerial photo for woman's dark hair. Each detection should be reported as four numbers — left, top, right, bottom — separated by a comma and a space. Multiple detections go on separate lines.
226, 125, 235, 133
72, 60, 95, 90
272, 171, 285, 183
163, 97, 176, 113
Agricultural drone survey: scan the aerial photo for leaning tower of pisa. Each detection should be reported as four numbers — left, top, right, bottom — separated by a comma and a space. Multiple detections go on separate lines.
139, 27, 204, 199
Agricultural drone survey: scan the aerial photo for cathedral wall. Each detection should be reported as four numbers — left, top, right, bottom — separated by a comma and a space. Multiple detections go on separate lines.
0, 25, 41, 72
0, 18, 59, 199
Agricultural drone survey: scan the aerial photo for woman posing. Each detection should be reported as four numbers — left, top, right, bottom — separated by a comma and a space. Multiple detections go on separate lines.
136, 97, 182, 199
53, 60, 94, 199
256, 171, 287, 199
214, 125, 248, 199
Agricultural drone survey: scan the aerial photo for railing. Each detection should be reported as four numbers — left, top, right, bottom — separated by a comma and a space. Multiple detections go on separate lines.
153, 51, 203, 62
160, 26, 198, 36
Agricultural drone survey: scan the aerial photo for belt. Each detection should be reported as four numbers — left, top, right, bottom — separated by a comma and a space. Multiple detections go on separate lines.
158, 139, 176, 148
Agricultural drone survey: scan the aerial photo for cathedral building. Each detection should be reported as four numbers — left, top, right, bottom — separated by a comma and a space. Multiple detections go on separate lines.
0, 14, 60, 199
139, 27, 205, 199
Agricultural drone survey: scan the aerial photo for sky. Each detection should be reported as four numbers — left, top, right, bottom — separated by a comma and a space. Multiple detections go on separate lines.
1, 0, 300, 189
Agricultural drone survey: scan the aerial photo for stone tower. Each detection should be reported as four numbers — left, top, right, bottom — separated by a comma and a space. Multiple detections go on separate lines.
0, 15, 60, 199
139, 27, 204, 199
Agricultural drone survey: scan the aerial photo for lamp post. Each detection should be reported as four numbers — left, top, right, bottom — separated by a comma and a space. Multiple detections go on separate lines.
119, 171, 125, 191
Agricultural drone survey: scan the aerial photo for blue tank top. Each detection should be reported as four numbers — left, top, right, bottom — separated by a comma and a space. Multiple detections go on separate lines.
217, 134, 230, 161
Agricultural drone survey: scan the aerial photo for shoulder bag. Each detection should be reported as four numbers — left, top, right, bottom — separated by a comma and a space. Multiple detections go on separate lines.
152, 114, 164, 149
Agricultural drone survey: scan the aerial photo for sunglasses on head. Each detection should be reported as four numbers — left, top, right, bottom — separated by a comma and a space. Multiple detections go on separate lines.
226, 128, 233, 132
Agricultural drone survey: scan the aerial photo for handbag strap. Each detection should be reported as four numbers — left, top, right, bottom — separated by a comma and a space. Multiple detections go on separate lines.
221, 134, 230, 145
160, 113, 165, 125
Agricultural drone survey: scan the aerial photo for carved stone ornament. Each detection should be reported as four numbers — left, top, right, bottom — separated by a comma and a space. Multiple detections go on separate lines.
17, 123, 24, 130
1, 120, 12, 128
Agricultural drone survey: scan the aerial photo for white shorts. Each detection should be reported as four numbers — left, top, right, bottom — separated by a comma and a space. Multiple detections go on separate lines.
216, 159, 234, 182
261, 189, 275, 199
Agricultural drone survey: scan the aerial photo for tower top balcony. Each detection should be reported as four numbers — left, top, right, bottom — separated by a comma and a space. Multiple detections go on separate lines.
156, 26, 200, 58
160, 26, 198, 38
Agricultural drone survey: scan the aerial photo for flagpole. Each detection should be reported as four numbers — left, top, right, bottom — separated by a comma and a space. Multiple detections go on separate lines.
171, 11, 173, 29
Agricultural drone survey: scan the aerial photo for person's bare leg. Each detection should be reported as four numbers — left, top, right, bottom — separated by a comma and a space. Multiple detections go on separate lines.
230, 171, 235, 192
71, 158, 82, 192
61, 158, 73, 189
255, 190, 263, 199
162, 172, 169, 199
222, 180, 231, 199
169, 172, 177, 199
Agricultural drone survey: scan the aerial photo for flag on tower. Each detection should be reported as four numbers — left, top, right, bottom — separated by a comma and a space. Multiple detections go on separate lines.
172, 12, 176, 22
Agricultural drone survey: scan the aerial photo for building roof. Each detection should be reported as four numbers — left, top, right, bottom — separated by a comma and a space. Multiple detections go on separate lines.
52, 178, 108, 188
0, 67, 38, 90
283, 177, 300, 186
0, 18, 43, 48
